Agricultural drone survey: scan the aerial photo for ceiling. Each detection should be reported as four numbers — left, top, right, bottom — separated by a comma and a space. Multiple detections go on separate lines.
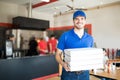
0, 0, 120, 15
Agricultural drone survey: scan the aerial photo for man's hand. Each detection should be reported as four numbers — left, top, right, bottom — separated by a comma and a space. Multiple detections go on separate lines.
62, 62, 70, 71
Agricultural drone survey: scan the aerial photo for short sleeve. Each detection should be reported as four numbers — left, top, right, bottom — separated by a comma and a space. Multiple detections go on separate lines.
57, 33, 66, 51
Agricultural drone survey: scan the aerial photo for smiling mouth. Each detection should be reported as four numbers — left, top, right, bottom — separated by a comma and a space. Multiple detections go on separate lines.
78, 24, 82, 26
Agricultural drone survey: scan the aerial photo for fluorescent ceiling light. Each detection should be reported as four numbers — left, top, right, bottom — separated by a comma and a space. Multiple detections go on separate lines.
41, 0, 50, 2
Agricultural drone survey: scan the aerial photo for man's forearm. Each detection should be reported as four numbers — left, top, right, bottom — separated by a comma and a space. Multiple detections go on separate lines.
55, 53, 64, 66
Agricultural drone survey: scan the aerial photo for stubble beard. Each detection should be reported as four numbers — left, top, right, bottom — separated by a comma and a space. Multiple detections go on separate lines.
75, 24, 84, 29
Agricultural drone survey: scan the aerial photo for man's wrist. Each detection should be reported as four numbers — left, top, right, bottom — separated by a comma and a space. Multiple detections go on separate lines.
61, 62, 65, 66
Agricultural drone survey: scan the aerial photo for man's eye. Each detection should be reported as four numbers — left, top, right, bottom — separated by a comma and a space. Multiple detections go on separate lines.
75, 18, 79, 20
81, 18, 84, 20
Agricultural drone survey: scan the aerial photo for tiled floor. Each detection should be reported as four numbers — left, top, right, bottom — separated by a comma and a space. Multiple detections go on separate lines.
47, 75, 100, 80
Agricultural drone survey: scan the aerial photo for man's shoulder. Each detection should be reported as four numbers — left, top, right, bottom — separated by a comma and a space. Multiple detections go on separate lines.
62, 29, 73, 35
85, 32, 93, 37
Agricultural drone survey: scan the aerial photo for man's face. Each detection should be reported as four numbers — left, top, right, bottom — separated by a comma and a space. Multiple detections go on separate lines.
73, 16, 86, 29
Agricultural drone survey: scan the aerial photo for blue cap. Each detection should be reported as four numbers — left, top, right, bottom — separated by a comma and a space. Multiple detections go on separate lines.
73, 10, 86, 19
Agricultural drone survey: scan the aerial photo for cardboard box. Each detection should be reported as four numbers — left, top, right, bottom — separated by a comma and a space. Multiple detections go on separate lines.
64, 48, 104, 71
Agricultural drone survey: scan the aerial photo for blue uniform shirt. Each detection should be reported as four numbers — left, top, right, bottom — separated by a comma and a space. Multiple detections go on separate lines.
57, 28, 94, 51
57, 28, 94, 80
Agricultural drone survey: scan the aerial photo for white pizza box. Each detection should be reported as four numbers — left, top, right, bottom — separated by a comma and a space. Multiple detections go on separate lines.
64, 48, 103, 57
68, 63, 104, 71
64, 48, 104, 71
64, 52, 103, 62
66, 58, 104, 71
65, 58, 103, 65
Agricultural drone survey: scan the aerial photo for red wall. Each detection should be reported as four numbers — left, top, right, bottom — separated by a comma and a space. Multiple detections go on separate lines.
48, 24, 92, 35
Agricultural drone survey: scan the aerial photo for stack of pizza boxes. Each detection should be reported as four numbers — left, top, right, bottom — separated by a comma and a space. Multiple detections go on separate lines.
64, 48, 104, 71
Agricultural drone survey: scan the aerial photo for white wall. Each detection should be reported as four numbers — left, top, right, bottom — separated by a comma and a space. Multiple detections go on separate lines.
54, 13, 73, 27
54, 5, 120, 49
87, 5, 120, 49
0, 2, 27, 23
0, 1, 54, 27
32, 10, 54, 27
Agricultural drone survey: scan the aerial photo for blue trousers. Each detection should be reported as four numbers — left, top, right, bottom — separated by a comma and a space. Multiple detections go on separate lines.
61, 68, 89, 80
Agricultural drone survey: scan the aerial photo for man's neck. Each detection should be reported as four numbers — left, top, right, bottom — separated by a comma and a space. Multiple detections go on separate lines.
74, 28, 84, 38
